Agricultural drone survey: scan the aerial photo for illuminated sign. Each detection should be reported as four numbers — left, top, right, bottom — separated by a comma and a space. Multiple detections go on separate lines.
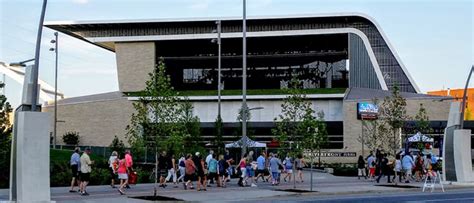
357, 102, 379, 120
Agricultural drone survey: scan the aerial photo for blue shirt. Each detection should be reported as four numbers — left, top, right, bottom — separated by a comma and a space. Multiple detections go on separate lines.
70, 152, 81, 166
257, 155, 265, 170
208, 158, 218, 173
269, 157, 281, 172
402, 155, 414, 170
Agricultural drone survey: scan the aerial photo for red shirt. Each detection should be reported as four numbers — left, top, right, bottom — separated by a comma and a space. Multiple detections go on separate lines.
125, 154, 133, 168
185, 159, 196, 175
117, 159, 127, 174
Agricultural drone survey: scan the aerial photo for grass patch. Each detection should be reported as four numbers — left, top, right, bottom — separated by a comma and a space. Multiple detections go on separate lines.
125, 88, 346, 97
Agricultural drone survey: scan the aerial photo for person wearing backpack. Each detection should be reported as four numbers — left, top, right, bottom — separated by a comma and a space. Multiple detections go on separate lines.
282, 154, 293, 183
177, 155, 186, 183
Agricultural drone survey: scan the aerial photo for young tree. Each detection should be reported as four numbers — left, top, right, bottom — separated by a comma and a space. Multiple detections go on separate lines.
273, 77, 323, 157
414, 103, 432, 151
380, 85, 410, 155
214, 115, 224, 154
357, 99, 390, 155
301, 111, 328, 167
109, 135, 126, 155
0, 82, 12, 187
126, 59, 201, 196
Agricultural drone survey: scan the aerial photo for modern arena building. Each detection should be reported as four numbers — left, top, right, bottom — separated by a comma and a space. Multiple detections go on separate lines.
44, 13, 455, 162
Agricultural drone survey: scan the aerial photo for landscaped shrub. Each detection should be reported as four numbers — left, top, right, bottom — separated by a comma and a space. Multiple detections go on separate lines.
62, 131, 80, 145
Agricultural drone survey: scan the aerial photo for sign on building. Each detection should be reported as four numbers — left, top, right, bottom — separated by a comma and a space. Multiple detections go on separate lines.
357, 102, 379, 120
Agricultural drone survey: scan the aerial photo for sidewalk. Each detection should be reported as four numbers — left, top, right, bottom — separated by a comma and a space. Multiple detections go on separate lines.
0, 171, 468, 202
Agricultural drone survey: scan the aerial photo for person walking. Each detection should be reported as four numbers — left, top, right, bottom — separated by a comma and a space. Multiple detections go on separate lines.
402, 152, 415, 183
124, 149, 133, 189
295, 154, 306, 183
69, 147, 81, 193
205, 150, 214, 185
208, 154, 219, 187
193, 152, 206, 191
282, 155, 293, 183
117, 154, 128, 195
367, 153, 376, 180
376, 153, 391, 183
108, 151, 118, 188
158, 151, 169, 188
79, 148, 93, 196
414, 154, 424, 182
165, 154, 178, 188
177, 155, 186, 183
184, 154, 196, 190
357, 155, 367, 180
393, 154, 402, 183
255, 152, 266, 182
269, 153, 283, 186
218, 154, 229, 187
238, 154, 247, 187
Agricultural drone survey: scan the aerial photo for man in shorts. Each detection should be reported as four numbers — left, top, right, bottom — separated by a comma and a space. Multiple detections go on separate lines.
158, 151, 169, 188
69, 147, 81, 193
80, 148, 93, 196
255, 152, 266, 182
402, 152, 415, 183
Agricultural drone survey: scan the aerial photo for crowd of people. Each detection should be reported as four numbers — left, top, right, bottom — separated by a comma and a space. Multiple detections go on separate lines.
357, 149, 440, 184
69, 148, 308, 195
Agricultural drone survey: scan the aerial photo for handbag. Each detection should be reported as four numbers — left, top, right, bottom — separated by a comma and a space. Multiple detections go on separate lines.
128, 171, 138, 185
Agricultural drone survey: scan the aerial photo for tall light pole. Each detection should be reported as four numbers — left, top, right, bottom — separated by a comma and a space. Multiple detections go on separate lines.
460, 65, 474, 129
31, 0, 48, 112
50, 32, 58, 149
241, 0, 248, 156
212, 21, 222, 118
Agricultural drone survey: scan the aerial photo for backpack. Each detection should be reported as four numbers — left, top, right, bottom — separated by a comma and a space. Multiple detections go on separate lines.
179, 159, 185, 167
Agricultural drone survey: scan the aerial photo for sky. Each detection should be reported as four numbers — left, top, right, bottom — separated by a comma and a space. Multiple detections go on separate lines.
0, 0, 473, 108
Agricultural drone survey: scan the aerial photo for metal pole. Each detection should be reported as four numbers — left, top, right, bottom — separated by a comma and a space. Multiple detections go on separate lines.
31, 0, 48, 112
460, 65, 474, 129
53, 32, 58, 149
217, 20, 222, 118
241, 0, 248, 156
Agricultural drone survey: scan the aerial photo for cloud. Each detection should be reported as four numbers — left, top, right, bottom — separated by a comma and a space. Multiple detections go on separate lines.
72, 0, 89, 4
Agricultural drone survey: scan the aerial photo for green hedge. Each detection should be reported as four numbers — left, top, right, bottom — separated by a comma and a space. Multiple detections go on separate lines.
49, 149, 155, 186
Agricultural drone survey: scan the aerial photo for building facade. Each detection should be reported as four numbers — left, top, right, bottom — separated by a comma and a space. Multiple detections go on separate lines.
44, 13, 452, 163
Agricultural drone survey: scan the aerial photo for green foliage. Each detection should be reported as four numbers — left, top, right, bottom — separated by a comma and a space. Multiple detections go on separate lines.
214, 115, 224, 154
380, 85, 410, 154
109, 135, 126, 155
126, 59, 201, 158
414, 103, 432, 152
358, 98, 390, 154
62, 131, 80, 145
0, 83, 13, 188
273, 77, 328, 158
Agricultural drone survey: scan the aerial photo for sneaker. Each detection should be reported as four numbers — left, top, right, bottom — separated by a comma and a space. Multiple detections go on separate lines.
69, 190, 76, 193
118, 189, 125, 195
251, 183, 257, 187
183, 183, 187, 190
125, 185, 131, 189
81, 192, 90, 196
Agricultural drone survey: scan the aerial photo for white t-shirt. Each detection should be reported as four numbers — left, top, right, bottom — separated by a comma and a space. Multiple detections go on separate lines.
394, 160, 402, 172
206, 154, 213, 165
108, 155, 117, 168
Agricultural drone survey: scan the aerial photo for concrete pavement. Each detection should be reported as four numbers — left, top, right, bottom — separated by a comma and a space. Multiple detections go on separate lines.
0, 171, 470, 202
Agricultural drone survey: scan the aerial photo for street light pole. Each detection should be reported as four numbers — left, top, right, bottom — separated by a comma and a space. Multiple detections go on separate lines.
217, 20, 222, 119
50, 32, 58, 149
31, 0, 48, 112
460, 65, 474, 129
241, 0, 248, 156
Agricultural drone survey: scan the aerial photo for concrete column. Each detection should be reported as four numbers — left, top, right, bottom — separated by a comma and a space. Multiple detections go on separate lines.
12, 111, 52, 203
453, 129, 473, 182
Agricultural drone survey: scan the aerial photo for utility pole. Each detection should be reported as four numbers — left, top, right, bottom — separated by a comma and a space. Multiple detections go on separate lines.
241, 0, 248, 156
50, 32, 58, 149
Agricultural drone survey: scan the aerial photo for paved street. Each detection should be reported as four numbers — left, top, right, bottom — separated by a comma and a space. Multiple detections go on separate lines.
1, 171, 470, 202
